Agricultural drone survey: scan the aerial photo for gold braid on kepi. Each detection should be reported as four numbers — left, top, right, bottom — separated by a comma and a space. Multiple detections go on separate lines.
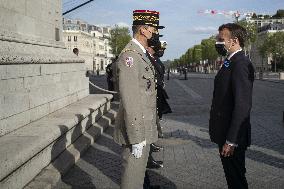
133, 10, 165, 29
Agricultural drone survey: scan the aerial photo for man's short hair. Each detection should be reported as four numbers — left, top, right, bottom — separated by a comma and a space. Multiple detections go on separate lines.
218, 23, 247, 48
132, 25, 149, 35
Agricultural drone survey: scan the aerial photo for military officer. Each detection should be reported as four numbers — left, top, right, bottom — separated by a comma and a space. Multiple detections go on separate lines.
113, 10, 164, 189
153, 41, 172, 120
145, 40, 172, 169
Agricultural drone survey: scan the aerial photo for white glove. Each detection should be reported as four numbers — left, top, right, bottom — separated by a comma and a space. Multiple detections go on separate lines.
131, 140, 146, 159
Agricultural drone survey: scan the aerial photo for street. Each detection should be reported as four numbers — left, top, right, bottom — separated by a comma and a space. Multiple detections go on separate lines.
55, 73, 284, 189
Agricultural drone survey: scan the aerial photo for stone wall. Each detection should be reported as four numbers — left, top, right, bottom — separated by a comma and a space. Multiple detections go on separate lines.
0, 63, 89, 136
0, 0, 63, 47
0, 0, 90, 136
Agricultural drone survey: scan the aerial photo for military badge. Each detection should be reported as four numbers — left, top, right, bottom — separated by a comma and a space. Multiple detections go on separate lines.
125, 57, 134, 67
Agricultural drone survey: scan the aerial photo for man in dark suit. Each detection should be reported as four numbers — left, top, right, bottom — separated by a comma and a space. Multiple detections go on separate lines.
209, 23, 255, 189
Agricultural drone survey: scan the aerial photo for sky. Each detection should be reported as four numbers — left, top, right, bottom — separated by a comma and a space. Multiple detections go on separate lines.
62, 0, 284, 60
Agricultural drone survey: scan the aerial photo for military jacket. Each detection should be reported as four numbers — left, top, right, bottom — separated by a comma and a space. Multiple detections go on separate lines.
113, 40, 158, 145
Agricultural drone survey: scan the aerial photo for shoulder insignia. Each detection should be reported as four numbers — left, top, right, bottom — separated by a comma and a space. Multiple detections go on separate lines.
122, 49, 143, 57
125, 57, 134, 67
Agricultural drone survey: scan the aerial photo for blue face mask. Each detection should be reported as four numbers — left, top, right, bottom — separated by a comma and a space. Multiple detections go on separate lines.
215, 41, 227, 56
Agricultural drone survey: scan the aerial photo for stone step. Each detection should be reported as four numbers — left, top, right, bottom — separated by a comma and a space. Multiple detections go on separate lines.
24, 110, 117, 189
0, 94, 115, 189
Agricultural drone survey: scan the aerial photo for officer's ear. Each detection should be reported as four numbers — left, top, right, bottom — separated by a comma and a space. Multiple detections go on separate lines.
140, 26, 147, 35
232, 37, 238, 46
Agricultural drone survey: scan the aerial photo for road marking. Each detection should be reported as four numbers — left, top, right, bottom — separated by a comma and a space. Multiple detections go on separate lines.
173, 79, 202, 100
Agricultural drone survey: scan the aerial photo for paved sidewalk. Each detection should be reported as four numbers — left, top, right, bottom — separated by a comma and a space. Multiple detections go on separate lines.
55, 74, 284, 189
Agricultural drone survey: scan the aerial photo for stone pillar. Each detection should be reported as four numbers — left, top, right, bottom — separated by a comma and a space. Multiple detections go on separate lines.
0, 0, 89, 136
279, 72, 284, 80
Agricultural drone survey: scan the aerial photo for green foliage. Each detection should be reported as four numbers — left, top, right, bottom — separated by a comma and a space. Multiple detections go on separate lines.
171, 59, 180, 68
201, 37, 218, 64
185, 48, 193, 64
237, 20, 257, 44
259, 32, 284, 57
109, 26, 131, 56
192, 45, 202, 63
272, 9, 284, 18
258, 32, 284, 71
170, 35, 218, 68
252, 13, 257, 19
263, 15, 271, 19
257, 34, 269, 58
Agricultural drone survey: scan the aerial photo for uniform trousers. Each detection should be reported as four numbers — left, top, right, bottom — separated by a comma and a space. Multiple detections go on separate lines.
121, 144, 150, 189
219, 146, 248, 189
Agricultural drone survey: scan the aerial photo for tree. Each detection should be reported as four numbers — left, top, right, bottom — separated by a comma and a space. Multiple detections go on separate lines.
237, 20, 257, 58
264, 15, 271, 19
258, 32, 284, 71
272, 9, 284, 18
185, 48, 193, 65
192, 45, 202, 64
252, 13, 257, 19
109, 26, 131, 56
201, 36, 218, 65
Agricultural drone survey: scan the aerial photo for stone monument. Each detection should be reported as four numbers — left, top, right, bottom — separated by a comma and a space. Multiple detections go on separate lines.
0, 0, 89, 136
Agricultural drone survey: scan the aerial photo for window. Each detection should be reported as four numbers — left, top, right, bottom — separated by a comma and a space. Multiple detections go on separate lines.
74, 36, 77, 42
55, 28, 60, 41
68, 36, 71, 41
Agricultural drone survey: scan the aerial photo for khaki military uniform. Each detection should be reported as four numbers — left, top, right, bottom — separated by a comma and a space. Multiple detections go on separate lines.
113, 39, 158, 189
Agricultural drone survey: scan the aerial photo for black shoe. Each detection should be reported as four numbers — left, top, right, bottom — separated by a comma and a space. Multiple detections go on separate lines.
150, 143, 163, 152
150, 185, 161, 189
147, 159, 163, 169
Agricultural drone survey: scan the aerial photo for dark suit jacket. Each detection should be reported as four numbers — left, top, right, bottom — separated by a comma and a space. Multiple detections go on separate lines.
209, 51, 255, 147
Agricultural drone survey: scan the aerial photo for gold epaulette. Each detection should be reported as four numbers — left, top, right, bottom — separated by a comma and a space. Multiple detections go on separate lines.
121, 49, 144, 57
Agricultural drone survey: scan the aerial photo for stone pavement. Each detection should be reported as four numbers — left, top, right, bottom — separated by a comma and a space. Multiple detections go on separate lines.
54, 74, 284, 189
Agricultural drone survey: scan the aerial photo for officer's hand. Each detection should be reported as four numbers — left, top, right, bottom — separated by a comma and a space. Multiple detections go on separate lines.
132, 141, 146, 159
221, 143, 235, 157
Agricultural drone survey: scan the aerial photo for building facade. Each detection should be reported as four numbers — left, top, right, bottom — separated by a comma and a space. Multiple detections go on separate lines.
62, 18, 114, 73
245, 14, 284, 28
